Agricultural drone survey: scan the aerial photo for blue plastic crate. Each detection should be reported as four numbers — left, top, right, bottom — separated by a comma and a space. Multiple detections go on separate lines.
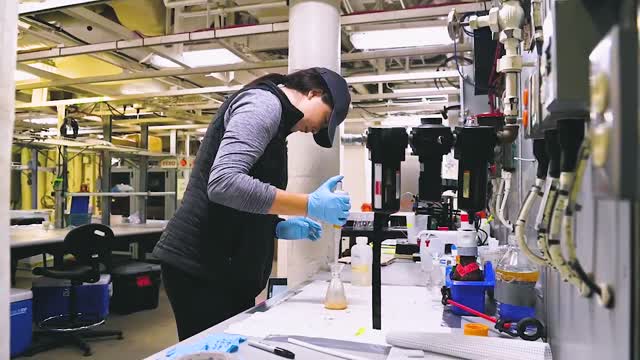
10, 288, 33, 357
497, 302, 536, 321
445, 261, 495, 316
32, 274, 111, 323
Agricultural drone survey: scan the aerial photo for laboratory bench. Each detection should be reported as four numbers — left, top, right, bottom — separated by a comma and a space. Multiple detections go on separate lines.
10, 220, 167, 248
9, 220, 167, 285
144, 260, 500, 360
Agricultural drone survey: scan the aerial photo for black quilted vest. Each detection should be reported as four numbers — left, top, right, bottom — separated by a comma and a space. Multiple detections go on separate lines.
153, 81, 303, 297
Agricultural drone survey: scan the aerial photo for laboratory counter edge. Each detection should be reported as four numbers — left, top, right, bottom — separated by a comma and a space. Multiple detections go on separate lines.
144, 260, 477, 360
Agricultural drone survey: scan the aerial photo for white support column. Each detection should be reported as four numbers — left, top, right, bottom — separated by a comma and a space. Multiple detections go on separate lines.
0, 1, 18, 359
283, 0, 342, 286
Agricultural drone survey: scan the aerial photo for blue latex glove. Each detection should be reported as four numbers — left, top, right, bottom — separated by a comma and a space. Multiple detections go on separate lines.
276, 217, 322, 240
165, 334, 246, 358
307, 175, 351, 225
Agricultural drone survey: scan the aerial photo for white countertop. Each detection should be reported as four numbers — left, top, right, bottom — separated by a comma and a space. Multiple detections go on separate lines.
10, 220, 167, 248
143, 261, 465, 360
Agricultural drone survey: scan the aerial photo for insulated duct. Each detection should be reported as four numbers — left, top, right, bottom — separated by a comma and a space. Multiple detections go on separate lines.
110, 0, 166, 36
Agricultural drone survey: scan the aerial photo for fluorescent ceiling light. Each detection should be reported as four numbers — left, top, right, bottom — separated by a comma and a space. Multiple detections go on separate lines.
183, 49, 243, 67
20, 0, 100, 15
15, 70, 38, 82
120, 88, 144, 95
392, 87, 443, 93
350, 26, 452, 50
149, 48, 244, 68
149, 55, 181, 69
24, 117, 58, 125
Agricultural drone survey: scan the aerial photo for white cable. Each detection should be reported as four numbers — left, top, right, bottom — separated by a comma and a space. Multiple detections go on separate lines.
498, 170, 513, 231
564, 140, 590, 264
515, 179, 547, 265
536, 177, 557, 265
386, 331, 553, 360
495, 177, 505, 222
489, 178, 500, 217
547, 172, 583, 288
562, 138, 609, 300
533, 177, 551, 231
287, 338, 370, 360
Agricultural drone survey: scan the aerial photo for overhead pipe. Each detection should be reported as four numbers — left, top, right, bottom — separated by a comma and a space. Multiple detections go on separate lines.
176, 1, 288, 17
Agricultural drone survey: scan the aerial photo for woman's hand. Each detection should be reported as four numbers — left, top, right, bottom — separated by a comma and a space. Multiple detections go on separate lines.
276, 217, 322, 240
307, 175, 351, 225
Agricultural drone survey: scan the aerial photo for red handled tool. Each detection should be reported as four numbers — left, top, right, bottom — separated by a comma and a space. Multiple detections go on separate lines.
441, 287, 545, 341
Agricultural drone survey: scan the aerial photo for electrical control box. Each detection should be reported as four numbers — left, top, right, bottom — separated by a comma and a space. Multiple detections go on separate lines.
589, 26, 638, 200
523, 57, 544, 139
540, 0, 599, 125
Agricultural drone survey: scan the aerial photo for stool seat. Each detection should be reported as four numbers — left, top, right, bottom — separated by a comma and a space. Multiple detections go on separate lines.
33, 265, 99, 283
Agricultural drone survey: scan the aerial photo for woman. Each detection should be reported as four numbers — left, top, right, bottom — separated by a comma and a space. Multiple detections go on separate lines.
153, 67, 352, 340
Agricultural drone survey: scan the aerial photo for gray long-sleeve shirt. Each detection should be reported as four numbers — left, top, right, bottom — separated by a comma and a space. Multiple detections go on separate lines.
207, 89, 283, 214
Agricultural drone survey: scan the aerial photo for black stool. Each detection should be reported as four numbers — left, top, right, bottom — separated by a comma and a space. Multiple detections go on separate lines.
24, 224, 123, 357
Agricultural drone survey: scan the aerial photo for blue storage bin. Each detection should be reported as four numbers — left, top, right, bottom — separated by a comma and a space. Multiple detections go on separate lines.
32, 274, 111, 323
10, 288, 33, 357
66, 213, 92, 226
445, 261, 495, 316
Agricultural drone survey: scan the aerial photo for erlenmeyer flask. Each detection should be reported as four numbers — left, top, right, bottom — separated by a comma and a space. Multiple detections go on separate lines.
324, 263, 348, 310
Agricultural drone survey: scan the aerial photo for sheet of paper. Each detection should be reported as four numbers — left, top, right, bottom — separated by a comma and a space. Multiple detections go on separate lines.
225, 281, 450, 346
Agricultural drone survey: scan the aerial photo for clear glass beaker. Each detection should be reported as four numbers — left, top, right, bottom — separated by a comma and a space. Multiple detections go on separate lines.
324, 263, 348, 310
495, 235, 540, 321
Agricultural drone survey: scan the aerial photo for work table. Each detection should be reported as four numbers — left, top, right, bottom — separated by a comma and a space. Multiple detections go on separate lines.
10, 220, 167, 248
145, 260, 474, 360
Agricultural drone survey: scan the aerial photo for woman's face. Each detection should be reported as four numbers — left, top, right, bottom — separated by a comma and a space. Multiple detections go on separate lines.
291, 90, 332, 134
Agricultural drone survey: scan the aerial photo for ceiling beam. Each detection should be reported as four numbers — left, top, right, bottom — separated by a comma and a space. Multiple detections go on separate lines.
351, 87, 458, 101
62, 7, 192, 69
15, 85, 244, 109
16, 69, 459, 109
19, 18, 211, 97
16, 63, 119, 96
346, 70, 459, 84
17, 2, 485, 61
348, 102, 449, 118
17, 43, 469, 90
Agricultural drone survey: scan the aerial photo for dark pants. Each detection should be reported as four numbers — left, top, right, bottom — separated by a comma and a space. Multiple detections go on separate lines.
161, 263, 255, 341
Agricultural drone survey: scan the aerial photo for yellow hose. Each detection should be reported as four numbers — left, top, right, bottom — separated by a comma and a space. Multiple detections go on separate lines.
37, 152, 47, 209
20, 148, 32, 210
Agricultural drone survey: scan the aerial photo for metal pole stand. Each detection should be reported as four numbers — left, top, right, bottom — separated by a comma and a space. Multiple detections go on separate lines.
372, 212, 388, 330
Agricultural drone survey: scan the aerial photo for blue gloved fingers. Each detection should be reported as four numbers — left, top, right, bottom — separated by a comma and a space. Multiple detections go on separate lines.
277, 218, 309, 240
308, 228, 321, 241
322, 175, 344, 192
305, 218, 322, 231
335, 218, 348, 226
299, 222, 310, 239
305, 218, 322, 240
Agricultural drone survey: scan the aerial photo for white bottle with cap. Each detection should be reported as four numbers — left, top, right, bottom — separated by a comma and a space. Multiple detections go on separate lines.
457, 212, 478, 257
351, 237, 372, 286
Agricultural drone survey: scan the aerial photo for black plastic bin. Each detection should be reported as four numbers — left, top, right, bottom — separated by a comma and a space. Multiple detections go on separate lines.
110, 262, 161, 315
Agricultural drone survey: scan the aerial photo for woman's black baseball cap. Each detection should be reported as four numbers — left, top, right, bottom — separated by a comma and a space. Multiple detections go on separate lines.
312, 67, 351, 148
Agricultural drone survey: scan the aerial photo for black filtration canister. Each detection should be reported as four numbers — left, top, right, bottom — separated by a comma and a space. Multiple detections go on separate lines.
410, 118, 454, 202
454, 126, 497, 214
366, 127, 409, 213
